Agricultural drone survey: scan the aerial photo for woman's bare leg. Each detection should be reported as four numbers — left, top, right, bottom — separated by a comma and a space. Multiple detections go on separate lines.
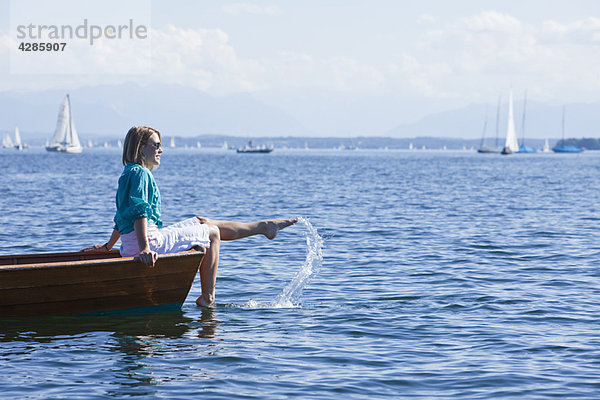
195, 225, 220, 308
194, 217, 297, 308
196, 217, 297, 241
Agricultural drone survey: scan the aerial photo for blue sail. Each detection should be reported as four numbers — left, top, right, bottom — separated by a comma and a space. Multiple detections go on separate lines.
517, 144, 536, 153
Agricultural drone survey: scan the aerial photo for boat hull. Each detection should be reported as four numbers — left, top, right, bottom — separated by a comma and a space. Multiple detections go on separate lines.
236, 148, 273, 153
477, 146, 500, 153
552, 146, 582, 153
0, 249, 204, 317
45, 145, 83, 153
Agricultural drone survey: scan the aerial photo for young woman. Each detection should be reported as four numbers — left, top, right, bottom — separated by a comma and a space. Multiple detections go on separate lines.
83, 126, 297, 307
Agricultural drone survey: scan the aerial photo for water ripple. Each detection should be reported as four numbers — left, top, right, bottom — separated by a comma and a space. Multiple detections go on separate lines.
2, 150, 600, 398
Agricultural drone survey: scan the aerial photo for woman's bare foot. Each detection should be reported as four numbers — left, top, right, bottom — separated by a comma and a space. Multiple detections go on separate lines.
264, 218, 298, 240
196, 295, 215, 308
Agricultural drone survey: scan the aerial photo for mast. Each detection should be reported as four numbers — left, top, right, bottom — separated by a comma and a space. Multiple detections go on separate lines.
521, 90, 527, 146
68, 94, 72, 145
479, 105, 488, 148
66, 94, 72, 146
495, 95, 501, 147
562, 105, 566, 141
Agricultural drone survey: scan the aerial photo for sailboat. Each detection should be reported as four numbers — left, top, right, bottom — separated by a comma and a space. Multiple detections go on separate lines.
553, 106, 582, 153
46, 94, 83, 153
170, 137, 176, 148
13, 127, 24, 150
501, 91, 519, 154
2, 132, 13, 148
542, 138, 551, 152
478, 97, 501, 153
517, 90, 535, 153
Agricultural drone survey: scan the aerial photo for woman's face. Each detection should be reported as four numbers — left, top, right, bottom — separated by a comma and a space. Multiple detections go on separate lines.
140, 132, 162, 169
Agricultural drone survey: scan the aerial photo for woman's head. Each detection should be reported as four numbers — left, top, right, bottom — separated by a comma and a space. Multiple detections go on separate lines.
122, 126, 163, 170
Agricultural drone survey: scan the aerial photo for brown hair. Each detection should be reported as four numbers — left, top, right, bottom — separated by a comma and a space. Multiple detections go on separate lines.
122, 126, 161, 169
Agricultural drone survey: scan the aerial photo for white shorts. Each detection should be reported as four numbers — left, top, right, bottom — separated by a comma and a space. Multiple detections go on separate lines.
120, 217, 211, 257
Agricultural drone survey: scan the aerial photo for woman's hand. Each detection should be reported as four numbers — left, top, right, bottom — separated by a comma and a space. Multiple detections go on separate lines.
81, 243, 110, 252
81, 230, 120, 253
135, 249, 158, 267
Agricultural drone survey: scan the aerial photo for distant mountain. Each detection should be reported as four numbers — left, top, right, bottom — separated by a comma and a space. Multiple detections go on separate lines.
2, 84, 599, 141
385, 100, 600, 139
0, 83, 312, 139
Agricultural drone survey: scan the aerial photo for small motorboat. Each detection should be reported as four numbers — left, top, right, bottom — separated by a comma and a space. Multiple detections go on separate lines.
0, 249, 204, 317
236, 140, 274, 153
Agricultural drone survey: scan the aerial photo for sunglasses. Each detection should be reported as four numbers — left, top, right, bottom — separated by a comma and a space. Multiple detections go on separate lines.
147, 141, 162, 149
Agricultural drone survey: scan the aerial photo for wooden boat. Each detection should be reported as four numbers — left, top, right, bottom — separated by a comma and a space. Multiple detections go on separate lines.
0, 249, 204, 317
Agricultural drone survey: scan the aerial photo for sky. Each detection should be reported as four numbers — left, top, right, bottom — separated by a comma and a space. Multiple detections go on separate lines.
1, 0, 599, 136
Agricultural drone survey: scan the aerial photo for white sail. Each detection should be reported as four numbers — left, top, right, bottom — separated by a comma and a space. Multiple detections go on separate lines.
46, 94, 82, 153
49, 96, 69, 145
13, 127, 25, 150
504, 92, 519, 152
2, 133, 13, 148
14, 127, 21, 146
170, 137, 176, 148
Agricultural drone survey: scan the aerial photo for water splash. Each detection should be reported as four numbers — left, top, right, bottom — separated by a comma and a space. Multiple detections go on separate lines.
272, 217, 324, 307
240, 217, 323, 309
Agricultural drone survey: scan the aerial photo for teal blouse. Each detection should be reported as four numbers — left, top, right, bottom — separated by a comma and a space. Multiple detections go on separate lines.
113, 163, 162, 234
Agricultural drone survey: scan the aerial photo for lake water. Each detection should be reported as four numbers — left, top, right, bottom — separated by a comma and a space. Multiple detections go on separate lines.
1, 148, 599, 399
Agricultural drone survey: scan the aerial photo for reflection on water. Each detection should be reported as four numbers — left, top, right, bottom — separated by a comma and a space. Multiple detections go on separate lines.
197, 307, 219, 340
0, 308, 223, 394
0, 310, 195, 342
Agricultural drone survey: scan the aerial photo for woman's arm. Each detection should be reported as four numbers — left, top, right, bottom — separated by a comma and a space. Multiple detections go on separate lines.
81, 229, 120, 252
133, 217, 158, 267
106, 229, 120, 250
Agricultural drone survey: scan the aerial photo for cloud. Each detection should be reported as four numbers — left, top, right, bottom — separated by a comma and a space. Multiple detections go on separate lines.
148, 25, 261, 93
398, 11, 600, 102
0, 24, 254, 93
418, 14, 436, 25
222, 3, 281, 16
541, 17, 600, 45
462, 10, 522, 33
2, 10, 600, 107
148, 27, 386, 95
